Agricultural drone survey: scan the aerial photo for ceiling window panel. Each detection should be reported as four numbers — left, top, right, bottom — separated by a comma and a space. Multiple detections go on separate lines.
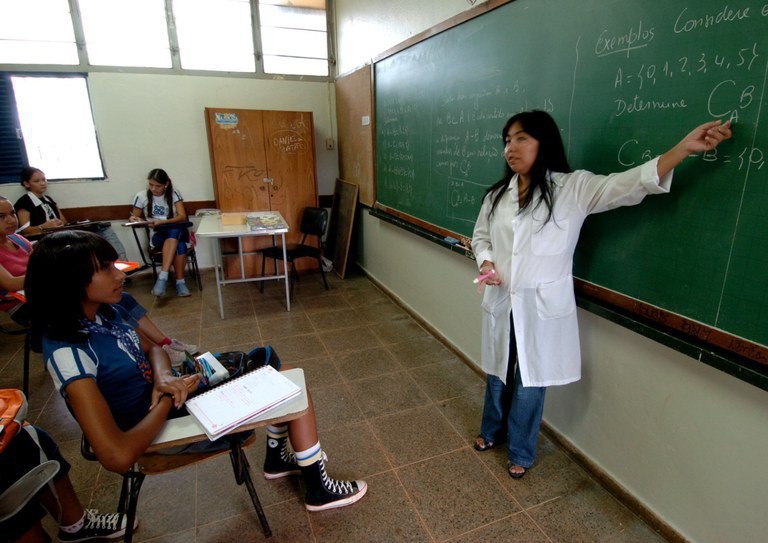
258, 0, 328, 77
0, 0, 78, 65
173, 0, 255, 72
78, 0, 172, 68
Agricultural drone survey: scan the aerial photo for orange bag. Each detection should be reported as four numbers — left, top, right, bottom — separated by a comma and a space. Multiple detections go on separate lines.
0, 389, 28, 455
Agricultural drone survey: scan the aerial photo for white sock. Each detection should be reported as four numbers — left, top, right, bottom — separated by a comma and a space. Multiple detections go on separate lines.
295, 442, 322, 467
158, 271, 169, 280
176, 278, 186, 285
60, 511, 86, 533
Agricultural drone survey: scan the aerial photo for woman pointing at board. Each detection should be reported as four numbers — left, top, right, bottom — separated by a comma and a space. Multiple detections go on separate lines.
471, 110, 731, 478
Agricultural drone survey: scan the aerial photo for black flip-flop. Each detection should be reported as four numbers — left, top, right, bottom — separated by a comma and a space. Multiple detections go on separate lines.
508, 464, 527, 479
473, 436, 495, 452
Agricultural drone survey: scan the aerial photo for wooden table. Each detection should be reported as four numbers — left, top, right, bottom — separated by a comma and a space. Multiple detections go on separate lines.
195, 212, 291, 318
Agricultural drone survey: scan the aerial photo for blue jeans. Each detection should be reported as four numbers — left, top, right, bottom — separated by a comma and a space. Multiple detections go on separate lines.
479, 311, 546, 468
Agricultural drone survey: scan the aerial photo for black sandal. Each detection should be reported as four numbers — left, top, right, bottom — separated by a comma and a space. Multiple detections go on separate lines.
473, 436, 495, 452
508, 464, 527, 479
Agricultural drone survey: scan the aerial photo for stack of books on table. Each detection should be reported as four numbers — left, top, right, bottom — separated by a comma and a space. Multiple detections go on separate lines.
245, 212, 287, 232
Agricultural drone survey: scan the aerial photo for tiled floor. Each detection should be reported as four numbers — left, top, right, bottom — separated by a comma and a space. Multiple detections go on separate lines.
0, 268, 669, 542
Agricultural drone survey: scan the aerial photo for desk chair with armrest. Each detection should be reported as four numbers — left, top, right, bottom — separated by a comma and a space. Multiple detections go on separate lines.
77, 368, 309, 542
126, 222, 202, 291
258, 207, 329, 297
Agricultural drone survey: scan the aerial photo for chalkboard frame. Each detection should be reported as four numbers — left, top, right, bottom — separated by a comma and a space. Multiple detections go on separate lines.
369, 0, 768, 382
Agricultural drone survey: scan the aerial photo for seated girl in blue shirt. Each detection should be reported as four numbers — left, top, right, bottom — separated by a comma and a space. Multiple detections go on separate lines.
25, 231, 366, 512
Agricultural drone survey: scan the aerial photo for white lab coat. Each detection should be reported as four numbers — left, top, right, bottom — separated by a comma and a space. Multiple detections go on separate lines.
472, 157, 672, 387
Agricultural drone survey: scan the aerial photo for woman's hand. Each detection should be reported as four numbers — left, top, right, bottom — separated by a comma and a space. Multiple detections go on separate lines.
150, 372, 200, 410
128, 215, 143, 223
147, 219, 163, 228
680, 119, 732, 154
479, 260, 502, 286
658, 119, 733, 178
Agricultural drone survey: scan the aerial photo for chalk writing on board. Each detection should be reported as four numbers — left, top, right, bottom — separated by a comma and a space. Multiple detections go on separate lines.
594, 20, 655, 58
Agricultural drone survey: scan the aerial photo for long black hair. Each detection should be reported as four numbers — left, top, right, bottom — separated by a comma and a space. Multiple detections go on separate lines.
484, 110, 572, 223
26, 230, 118, 342
146, 168, 175, 219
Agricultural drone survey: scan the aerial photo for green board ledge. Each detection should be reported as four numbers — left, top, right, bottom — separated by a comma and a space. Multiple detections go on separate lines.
370, 204, 768, 391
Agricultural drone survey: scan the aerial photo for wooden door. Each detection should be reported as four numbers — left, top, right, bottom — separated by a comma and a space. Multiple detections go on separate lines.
205, 108, 319, 279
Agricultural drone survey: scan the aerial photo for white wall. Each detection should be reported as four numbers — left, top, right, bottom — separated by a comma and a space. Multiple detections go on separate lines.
2, 72, 338, 266
340, 2, 768, 542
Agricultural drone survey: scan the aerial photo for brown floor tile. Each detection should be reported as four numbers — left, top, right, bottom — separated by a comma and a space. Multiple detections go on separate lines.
311, 382, 366, 431
386, 336, 458, 369
527, 478, 646, 542
397, 449, 520, 541
258, 313, 315, 340
370, 404, 466, 467
409, 359, 485, 402
370, 317, 429, 344
335, 346, 402, 382
347, 371, 431, 418
267, 333, 328, 363
320, 325, 383, 354
294, 355, 344, 389
307, 308, 365, 332
449, 512, 550, 542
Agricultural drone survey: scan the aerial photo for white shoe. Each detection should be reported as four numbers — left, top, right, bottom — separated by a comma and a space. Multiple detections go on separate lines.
163, 346, 187, 370
168, 339, 198, 354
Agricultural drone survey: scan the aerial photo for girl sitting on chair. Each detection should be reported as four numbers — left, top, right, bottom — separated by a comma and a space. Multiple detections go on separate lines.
25, 231, 367, 512
129, 168, 191, 298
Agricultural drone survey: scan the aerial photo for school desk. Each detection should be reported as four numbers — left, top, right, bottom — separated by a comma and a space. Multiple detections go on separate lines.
195, 211, 291, 317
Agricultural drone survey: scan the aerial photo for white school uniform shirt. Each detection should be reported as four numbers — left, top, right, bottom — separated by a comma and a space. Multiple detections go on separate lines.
471, 157, 672, 387
132, 189, 183, 220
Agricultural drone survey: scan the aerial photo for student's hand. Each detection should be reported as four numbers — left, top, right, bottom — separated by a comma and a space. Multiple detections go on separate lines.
150, 373, 199, 409
147, 219, 162, 228
41, 218, 64, 228
680, 119, 733, 154
128, 215, 143, 223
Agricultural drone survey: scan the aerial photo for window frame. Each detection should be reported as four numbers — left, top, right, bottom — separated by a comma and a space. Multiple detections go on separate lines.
0, 0, 335, 82
0, 72, 107, 185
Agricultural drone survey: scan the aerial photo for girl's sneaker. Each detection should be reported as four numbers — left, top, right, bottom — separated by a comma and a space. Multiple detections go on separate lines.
176, 281, 191, 297
57, 509, 131, 542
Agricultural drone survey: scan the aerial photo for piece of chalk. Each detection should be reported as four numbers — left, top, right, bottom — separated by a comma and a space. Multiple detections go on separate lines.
473, 269, 495, 284
444, 236, 459, 244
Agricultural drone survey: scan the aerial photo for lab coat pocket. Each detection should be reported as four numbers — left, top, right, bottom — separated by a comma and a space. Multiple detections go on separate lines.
481, 286, 510, 319
531, 218, 569, 256
535, 275, 576, 320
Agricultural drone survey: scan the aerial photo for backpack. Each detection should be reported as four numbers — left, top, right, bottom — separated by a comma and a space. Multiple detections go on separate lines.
0, 389, 28, 455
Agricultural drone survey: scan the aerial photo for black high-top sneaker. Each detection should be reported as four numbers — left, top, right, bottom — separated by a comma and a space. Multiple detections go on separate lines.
263, 434, 300, 480
300, 457, 367, 511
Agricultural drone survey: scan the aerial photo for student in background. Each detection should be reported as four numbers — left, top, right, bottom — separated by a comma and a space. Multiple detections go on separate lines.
0, 424, 128, 542
0, 197, 32, 325
471, 110, 732, 479
14, 167, 127, 260
26, 231, 367, 512
129, 169, 191, 298
0, 195, 195, 361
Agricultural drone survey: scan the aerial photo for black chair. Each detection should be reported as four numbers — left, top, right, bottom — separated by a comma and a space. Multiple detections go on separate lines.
128, 221, 202, 291
258, 207, 329, 297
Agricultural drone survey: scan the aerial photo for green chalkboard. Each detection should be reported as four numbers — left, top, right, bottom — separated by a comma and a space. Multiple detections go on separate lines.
375, 0, 768, 358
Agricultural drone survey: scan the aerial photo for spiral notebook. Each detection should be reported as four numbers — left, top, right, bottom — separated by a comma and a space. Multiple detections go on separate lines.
184, 365, 302, 440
